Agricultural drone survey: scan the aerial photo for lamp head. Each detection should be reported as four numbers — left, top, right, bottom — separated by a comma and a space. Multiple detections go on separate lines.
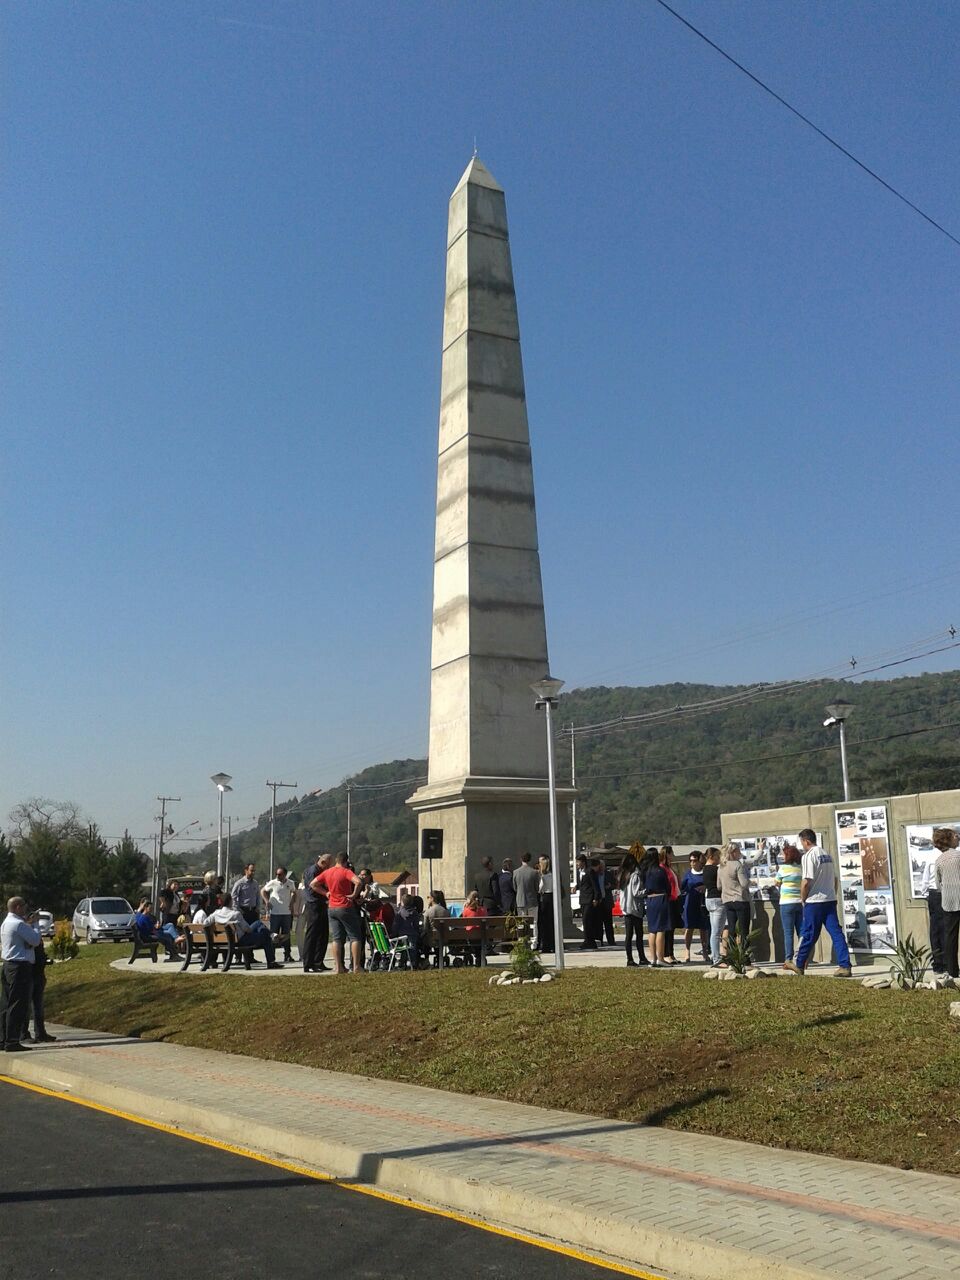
824, 700, 853, 723
530, 675, 565, 705
211, 772, 233, 790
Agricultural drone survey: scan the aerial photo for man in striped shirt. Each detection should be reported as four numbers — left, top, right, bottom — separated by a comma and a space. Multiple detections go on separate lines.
933, 828, 960, 979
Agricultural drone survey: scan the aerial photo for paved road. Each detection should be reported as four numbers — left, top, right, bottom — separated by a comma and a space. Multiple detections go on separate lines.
0, 1082, 638, 1280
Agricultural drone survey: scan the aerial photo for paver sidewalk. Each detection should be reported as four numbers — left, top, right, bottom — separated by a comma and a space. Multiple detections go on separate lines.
3, 1025, 958, 1280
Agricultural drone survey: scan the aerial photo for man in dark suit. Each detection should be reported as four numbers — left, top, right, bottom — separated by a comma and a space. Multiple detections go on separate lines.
498, 859, 517, 914
300, 853, 331, 972
473, 856, 501, 913
577, 854, 599, 949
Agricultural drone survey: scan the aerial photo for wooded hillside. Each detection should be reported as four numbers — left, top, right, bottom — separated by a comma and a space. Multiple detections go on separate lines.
208, 671, 960, 876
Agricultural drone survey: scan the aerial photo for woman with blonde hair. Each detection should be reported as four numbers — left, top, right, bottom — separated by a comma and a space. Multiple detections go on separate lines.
461, 889, 488, 967
719, 842, 752, 955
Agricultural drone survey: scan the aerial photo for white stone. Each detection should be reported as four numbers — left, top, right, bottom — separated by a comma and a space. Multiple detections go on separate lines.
949, 1002, 960, 1019
702, 968, 721, 980
522, 979, 538, 985
407, 158, 574, 900
539, 973, 552, 982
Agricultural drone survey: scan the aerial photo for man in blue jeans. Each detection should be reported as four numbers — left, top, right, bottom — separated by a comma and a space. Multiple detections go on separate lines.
786, 829, 852, 977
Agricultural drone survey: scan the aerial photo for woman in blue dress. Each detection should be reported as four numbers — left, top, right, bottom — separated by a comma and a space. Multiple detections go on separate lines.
643, 848, 671, 967
680, 850, 710, 963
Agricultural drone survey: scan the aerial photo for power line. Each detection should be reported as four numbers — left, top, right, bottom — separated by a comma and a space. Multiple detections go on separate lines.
562, 633, 959, 741
651, 0, 960, 251
576, 718, 960, 784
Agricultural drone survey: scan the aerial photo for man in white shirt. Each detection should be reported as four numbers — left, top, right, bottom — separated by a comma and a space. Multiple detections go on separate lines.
918, 853, 945, 974
785, 830, 852, 977
933, 827, 960, 979
1, 898, 41, 1052
261, 866, 295, 963
210, 894, 283, 969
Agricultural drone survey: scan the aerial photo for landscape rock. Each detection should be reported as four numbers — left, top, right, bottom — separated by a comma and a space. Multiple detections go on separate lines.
720, 970, 743, 980
702, 968, 721, 980
861, 974, 891, 989
950, 1002, 960, 1020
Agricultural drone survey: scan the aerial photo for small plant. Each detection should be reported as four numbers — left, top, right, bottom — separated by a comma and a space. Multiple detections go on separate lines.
889, 934, 931, 989
723, 928, 763, 975
49, 922, 79, 962
508, 934, 544, 980
502, 911, 525, 942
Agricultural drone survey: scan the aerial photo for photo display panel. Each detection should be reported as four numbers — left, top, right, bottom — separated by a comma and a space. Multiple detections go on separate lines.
905, 821, 960, 898
732, 834, 821, 900
835, 805, 896, 953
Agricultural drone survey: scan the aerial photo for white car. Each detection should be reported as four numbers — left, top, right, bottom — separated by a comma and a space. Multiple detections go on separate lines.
35, 910, 54, 938
71, 896, 136, 943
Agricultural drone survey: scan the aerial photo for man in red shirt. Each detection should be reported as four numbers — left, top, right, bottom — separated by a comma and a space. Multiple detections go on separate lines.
310, 852, 363, 975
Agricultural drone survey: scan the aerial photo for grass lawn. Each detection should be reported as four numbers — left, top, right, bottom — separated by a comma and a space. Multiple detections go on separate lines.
43, 947, 960, 1176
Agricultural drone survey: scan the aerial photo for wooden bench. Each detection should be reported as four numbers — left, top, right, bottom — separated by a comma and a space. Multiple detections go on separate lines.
180, 921, 244, 972
430, 915, 532, 970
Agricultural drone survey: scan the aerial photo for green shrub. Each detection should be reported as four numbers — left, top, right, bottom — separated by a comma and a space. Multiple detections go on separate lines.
889, 934, 931, 988
508, 934, 544, 980
49, 922, 79, 962
723, 928, 763, 974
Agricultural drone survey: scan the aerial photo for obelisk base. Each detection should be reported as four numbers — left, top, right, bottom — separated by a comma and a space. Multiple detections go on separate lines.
407, 776, 575, 910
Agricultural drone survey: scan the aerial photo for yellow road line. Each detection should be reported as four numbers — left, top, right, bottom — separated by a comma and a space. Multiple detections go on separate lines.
0, 1071, 665, 1280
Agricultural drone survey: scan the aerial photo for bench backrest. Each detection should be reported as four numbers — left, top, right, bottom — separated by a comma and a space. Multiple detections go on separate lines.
185, 921, 232, 945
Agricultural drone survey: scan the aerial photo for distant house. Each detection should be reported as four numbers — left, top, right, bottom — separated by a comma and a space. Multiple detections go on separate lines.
371, 869, 413, 898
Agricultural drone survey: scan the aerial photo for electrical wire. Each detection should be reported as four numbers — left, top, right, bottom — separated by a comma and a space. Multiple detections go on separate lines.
575, 717, 960, 785
562, 633, 959, 741
651, 0, 960, 250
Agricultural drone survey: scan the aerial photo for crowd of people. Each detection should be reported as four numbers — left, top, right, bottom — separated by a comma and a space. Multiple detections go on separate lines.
577, 834, 854, 975
9, 828, 956, 1012
129, 851, 556, 975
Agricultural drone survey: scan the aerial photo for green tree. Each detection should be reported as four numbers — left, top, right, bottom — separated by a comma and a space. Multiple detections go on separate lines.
110, 832, 149, 904
70, 823, 112, 897
16, 822, 75, 916
0, 833, 16, 903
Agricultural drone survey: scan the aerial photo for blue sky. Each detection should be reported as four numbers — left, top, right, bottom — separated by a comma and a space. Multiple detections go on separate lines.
3, 1, 959, 852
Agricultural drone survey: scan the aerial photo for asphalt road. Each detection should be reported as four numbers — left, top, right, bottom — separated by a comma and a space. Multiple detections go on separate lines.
0, 1081, 638, 1280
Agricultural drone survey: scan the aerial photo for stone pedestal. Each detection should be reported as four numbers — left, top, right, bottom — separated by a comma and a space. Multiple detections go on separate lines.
408, 158, 573, 898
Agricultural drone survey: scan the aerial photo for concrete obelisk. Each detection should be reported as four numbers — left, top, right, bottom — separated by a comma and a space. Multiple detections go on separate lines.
408, 157, 572, 897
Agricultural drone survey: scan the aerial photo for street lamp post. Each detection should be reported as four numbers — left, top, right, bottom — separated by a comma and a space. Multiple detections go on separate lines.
210, 773, 233, 882
531, 675, 565, 972
823, 701, 853, 802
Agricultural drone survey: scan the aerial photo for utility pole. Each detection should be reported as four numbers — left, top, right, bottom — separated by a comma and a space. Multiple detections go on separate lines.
569, 724, 578, 888
266, 779, 298, 880
346, 785, 353, 862
154, 795, 180, 902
